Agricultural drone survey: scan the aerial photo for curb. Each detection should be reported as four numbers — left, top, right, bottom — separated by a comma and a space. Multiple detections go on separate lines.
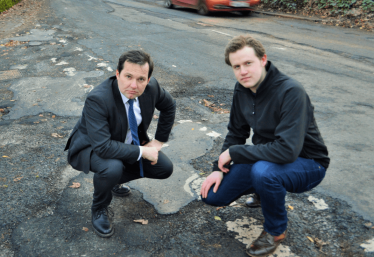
252, 10, 322, 22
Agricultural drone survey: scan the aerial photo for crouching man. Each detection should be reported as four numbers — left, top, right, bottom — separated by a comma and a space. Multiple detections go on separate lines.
65, 50, 176, 237
200, 35, 329, 256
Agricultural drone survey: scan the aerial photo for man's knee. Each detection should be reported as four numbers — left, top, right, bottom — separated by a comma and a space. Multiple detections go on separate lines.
251, 161, 278, 187
201, 191, 230, 207
158, 160, 173, 179
96, 159, 123, 181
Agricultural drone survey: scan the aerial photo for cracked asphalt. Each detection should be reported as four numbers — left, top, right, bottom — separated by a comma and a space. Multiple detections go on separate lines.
1, 0, 374, 256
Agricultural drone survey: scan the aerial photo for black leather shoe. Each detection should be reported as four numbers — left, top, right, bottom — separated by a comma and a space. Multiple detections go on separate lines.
246, 230, 287, 257
111, 184, 131, 197
245, 193, 261, 208
91, 207, 114, 238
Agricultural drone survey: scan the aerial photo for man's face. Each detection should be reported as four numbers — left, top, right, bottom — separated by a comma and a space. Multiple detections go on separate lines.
229, 46, 267, 93
116, 61, 150, 99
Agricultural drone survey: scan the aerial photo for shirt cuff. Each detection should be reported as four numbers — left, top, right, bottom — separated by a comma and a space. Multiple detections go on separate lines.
137, 146, 142, 161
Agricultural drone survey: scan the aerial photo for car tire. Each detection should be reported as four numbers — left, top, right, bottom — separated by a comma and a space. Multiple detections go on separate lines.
164, 0, 174, 8
197, 1, 209, 15
240, 10, 251, 16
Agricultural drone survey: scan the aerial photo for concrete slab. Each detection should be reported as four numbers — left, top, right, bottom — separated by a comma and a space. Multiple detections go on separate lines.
7, 71, 104, 119
129, 121, 222, 214
9, 29, 55, 42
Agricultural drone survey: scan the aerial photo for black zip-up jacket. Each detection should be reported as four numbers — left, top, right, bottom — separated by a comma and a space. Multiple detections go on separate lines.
213, 61, 330, 171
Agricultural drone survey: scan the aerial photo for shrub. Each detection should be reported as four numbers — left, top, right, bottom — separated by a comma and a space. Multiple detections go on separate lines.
0, 0, 22, 13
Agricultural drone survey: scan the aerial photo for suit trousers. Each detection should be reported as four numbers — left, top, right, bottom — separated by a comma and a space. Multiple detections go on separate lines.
202, 157, 326, 236
90, 151, 173, 211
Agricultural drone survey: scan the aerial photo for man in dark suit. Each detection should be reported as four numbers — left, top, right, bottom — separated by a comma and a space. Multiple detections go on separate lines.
200, 35, 329, 257
65, 50, 176, 238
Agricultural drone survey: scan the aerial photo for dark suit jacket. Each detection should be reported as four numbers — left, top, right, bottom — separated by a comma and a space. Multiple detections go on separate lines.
64, 76, 176, 174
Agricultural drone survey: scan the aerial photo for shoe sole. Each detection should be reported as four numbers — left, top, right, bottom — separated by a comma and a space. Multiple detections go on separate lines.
92, 226, 115, 238
111, 190, 131, 197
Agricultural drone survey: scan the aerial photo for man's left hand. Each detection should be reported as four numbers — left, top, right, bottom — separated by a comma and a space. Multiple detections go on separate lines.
218, 149, 231, 173
143, 139, 164, 152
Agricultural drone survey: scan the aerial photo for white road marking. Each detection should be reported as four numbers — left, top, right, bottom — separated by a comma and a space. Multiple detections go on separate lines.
206, 131, 221, 138
63, 67, 76, 76
226, 217, 299, 257
211, 30, 231, 36
97, 62, 108, 67
87, 55, 97, 61
178, 120, 192, 123
184, 173, 199, 197
308, 196, 329, 210
361, 237, 374, 252
56, 61, 69, 66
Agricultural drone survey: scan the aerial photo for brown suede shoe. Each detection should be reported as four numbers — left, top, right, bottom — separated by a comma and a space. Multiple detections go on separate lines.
246, 229, 287, 257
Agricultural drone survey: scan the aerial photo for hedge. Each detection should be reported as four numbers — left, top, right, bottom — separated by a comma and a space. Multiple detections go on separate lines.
0, 0, 22, 13
262, 0, 374, 15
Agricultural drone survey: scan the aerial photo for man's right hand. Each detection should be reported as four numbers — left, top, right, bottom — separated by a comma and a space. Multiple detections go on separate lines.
200, 171, 224, 199
140, 146, 158, 165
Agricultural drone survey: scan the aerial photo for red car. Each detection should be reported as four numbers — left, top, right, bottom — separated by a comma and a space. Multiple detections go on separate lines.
164, 0, 260, 15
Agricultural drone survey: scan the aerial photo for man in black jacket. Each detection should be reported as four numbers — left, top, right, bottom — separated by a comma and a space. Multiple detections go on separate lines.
200, 35, 329, 257
65, 50, 176, 238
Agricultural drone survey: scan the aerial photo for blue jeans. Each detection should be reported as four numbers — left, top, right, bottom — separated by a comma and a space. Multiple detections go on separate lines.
202, 157, 326, 236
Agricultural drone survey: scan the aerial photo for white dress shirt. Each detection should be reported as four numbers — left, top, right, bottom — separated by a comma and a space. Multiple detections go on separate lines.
120, 92, 143, 161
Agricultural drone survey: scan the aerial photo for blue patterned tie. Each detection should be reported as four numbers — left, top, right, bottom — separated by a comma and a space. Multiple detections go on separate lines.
128, 99, 144, 177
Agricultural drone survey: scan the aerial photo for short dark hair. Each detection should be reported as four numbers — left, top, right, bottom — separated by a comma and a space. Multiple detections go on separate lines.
117, 50, 154, 78
224, 35, 266, 66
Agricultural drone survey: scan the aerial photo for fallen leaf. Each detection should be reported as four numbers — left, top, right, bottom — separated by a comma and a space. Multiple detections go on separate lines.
0, 109, 4, 113
199, 173, 205, 175
214, 216, 221, 221
13, 177, 23, 182
163, 199, 170, 204
134, 219, 148, 225
208, 95, 214, 97
191, 128, 194, 130
216, 207, 225, 211
82, 227, 89, 232
69, 182, 80, 188
83, 85, 91, 88
35, 175, 39, 178
2, 156, 10, 158
52, 115, 56, 118
288, 205, 294, 210
51, 133, 63, 138
203, 99, 213, 107
32, 104, 38, 106
3, 185, 8, 188
33, 121, 39, 124
55, 157, 60, 162
307, 236, 314, 243
40, 119, 47, 122
39, 114, 43, 117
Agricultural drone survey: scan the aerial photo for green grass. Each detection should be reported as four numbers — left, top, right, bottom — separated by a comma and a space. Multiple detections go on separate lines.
0, 0, 22, 13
